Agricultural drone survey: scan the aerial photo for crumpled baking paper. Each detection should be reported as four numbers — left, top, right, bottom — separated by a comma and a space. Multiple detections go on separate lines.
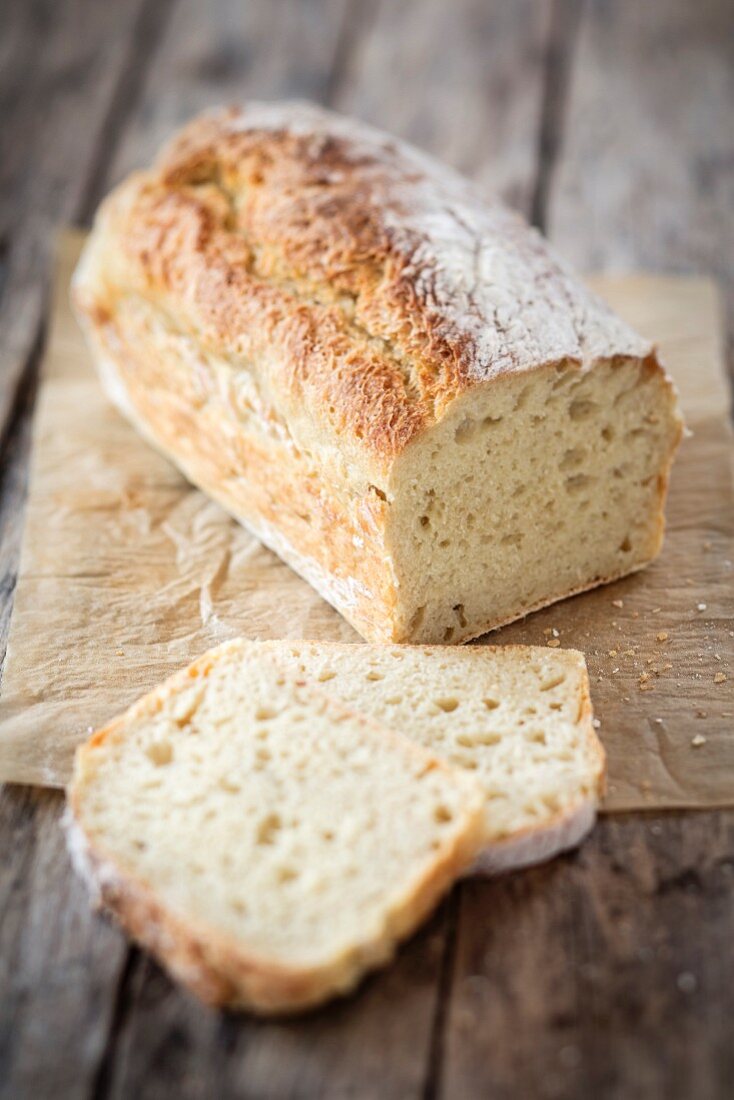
0, 232, 731, 811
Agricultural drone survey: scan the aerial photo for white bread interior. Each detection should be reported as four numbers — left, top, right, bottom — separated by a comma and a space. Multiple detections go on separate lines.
387, 356, 681, 642
262, 640, 604, 871
65, 640, 483, 1014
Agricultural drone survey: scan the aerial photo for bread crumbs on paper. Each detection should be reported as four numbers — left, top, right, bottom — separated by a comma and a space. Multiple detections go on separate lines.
697, 602, 707, 611
656, 632, 668, 642
691, 734, 707, 748
714, 672, 727, 684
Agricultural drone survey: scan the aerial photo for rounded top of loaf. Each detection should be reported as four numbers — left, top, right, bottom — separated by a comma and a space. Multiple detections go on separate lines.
77, 100, 656, 478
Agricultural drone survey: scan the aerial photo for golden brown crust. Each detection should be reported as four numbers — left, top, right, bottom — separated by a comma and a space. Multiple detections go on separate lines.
73, 102, 682, 644
73, 101, 658, 476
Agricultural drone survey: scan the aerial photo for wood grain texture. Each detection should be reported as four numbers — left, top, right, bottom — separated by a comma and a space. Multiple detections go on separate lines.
0, 0, 170, 441
548, 0, 734, 371
333, 0, 553, 213
442, 812, 734, 1100
0, 2, 180, 1097
0, 788, 128, 1100
100, 0, 355, 195
439, 3, 734, 1097
0, 1, 732, 1097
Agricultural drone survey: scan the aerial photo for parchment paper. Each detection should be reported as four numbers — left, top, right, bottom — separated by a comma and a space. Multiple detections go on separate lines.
0, 231, 731, 809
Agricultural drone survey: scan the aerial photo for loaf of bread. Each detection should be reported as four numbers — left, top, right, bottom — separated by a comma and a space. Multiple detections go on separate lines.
256, 640, 604, 874
65, 639, 484, 1014
73, 101, 682, 644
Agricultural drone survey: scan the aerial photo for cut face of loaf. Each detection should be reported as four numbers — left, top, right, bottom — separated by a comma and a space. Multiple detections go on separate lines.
393, 354, 680, 643
66, 640, 484, 1014
260, 641, 604, 873
73, 101, 683, 643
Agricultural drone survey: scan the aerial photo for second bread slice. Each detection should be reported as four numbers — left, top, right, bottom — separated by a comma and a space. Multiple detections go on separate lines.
260, 641, 605, 873
66, 639, 484, 1014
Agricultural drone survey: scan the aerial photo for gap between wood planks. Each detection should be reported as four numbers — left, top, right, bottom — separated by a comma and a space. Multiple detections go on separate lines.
530, 0, 582, 232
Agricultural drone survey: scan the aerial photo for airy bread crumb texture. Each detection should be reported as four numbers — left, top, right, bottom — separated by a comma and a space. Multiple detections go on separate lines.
390, 356, 681, 643
263, 641, 603, 863
67, 640, 484, 1013
72, 101, 682, 645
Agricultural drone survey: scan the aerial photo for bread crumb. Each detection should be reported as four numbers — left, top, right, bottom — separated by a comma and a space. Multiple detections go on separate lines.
651, 607, 661, 614
640, 683, 654, 692
592, 718, 601, 729
623, 648, 636, 657
656, 632, 668, 642
612, 667, 620, 674
714, 672, 727, 684
612, 599, 624, 608
662, 663, 673, 671
703, 540, 712, 551
608, 649, 618, 657
696, 710, 708, 719
654, 717, 663, 724
631, 610, 639, 619
639, 672, 650, 683
691, 734, 707, 748
551, 628, 559, 638
697, 602, 707, 611
543, 627, 552, 637
547, 638, 561, 648
677, 972, 697, 994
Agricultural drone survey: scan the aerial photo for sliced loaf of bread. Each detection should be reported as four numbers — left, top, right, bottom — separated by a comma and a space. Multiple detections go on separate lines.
260, 641, 604, 873
66, 639, 484, 1014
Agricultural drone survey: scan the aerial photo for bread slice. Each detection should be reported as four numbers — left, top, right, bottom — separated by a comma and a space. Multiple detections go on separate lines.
259, 641, 604, 874
65, 640, 484, 1014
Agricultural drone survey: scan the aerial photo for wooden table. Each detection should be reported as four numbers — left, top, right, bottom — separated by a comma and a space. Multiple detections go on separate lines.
1, 2, 732, 1097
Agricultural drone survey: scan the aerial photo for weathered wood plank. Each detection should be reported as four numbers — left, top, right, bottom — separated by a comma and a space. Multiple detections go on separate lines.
97, 905, 451, 1100
442, 813, 734, 1100
0, 0, 172, 441
335, 0, 553, 212
0, 788, 129, 1100
0, 3, 180, 1098
100, 0, 355, 193
548, 0, 734, 367
442, 2, 734, 1096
